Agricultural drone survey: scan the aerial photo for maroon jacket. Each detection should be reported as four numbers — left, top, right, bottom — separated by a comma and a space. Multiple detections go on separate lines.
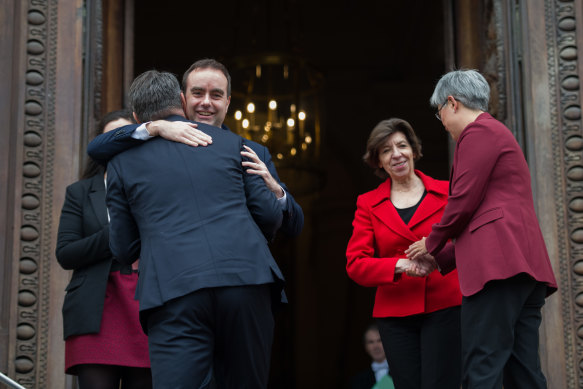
426, 113, 557, 297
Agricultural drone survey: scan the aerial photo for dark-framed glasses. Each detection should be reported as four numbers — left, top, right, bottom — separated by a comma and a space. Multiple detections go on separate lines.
435, 100, 449, 121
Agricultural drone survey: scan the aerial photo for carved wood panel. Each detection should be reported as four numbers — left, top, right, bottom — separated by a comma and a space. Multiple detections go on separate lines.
12, 0, 59, 386
544, 1, 583, 387
5, 0, 85, 387
453, 0, 581, 387
485, 0, 583, 387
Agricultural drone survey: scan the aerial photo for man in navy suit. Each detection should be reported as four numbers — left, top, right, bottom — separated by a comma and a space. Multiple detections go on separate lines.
106, 69, 285, 388
88, 58, 303, 240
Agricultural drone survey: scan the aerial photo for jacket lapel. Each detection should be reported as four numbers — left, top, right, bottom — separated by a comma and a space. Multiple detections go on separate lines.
407, 172, 448, 230
370, 180, 419, 242
89, 174, 108, 226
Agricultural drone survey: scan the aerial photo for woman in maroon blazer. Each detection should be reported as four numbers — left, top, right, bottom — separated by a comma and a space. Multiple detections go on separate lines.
346, 118, 462, 389
407, 69, 557, 389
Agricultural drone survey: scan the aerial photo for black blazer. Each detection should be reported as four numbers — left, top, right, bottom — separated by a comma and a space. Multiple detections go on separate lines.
351, 367, 375, 389
56, 173, 118, 339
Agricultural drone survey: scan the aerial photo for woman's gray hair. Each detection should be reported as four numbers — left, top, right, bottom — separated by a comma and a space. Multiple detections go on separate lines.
429, 69, 490, 112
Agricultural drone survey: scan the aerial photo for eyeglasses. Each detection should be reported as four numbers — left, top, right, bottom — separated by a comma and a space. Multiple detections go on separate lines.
435, 100, 449, 121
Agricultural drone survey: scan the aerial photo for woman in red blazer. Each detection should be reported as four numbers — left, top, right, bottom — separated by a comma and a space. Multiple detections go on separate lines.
346, 118, 462, 389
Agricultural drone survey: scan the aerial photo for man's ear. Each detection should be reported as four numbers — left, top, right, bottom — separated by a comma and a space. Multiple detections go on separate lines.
132, 112, 140, 124
180, 92, 187, 113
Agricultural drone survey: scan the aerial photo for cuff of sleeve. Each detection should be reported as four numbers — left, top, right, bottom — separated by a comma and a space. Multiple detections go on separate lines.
133, 122, 153, 139
277, 187, 288, 210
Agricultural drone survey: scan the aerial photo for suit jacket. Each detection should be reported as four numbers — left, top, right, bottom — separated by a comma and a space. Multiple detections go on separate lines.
350, 367, 375, 389
350, 368, 395, 389
87, 120, 303, 238
426, 113, 558, 297
346, 171, 461, 318
105, 116, 285, 316
56, 173, 118, 339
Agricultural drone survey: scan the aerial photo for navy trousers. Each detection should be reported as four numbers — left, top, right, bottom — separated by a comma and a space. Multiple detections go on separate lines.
461, 273, 548, 389
145, 284, 274, 389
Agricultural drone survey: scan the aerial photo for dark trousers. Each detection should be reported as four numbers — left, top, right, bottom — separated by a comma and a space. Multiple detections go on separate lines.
376, 306, 461, 389
461, 274, 547, 389
145, 284, 274, 389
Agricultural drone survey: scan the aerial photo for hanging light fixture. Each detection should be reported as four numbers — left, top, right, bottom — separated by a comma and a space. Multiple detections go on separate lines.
225, 54, 324, 194
222, 0, 326, 195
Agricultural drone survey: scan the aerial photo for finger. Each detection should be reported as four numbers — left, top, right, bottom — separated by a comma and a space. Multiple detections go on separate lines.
240, 151, 257, 159
242, 145, 257, 155
181, 138, 200, 147
242, 164, 266, 173
241, 160, 264, 168
192, 129, 212, 142
241, 149, 261, 163
182, 136, 207, 146
405, 243, 419, 255
409, 251, 422, 261
191, 138, 209, 146
244, 169, 266, 176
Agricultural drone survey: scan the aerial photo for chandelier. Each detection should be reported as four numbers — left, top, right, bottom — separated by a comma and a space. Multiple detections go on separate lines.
225, 53, 324, 195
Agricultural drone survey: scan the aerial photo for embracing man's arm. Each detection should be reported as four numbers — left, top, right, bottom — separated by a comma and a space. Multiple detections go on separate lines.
87, 120, 212, 165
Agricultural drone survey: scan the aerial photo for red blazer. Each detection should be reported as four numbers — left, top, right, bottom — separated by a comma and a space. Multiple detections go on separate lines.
346, 170, 462, 318
426, 113, 557, 297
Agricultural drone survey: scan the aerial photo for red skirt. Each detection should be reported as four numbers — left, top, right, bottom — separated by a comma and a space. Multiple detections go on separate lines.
65, 271, 150, 374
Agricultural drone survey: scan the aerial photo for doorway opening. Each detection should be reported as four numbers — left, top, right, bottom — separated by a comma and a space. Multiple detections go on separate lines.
124, 1, 450, 387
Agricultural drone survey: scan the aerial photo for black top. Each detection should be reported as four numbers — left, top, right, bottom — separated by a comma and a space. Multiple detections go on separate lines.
394, 190, 427, 225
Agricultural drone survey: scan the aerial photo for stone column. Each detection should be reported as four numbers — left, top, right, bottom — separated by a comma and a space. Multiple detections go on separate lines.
0, 0, 84, 387
521, 1, 583, 387
455, 0, 583, 387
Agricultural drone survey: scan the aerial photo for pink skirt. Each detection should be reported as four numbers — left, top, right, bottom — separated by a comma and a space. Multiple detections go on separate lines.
65, 271, 150, 374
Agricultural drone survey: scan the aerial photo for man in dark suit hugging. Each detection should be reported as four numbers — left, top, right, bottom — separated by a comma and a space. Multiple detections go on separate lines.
105, 69, 284, 389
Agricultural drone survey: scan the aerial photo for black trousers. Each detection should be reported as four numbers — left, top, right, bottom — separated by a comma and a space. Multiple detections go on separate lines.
376, 305, 462, 389
145, 284, 274, 389
461, 274, 547, 389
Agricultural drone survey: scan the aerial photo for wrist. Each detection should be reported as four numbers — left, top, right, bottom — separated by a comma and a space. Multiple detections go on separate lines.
145, 121, 157, 136
395, 258, 409, 274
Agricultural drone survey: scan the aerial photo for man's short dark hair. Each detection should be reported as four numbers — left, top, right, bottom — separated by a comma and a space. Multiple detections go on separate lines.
181, 58, 232, 96
128, 70, 183, 123
363, 322, 380, 345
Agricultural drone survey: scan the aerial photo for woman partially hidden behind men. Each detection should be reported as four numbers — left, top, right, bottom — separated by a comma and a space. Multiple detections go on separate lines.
56, 109, 152, 389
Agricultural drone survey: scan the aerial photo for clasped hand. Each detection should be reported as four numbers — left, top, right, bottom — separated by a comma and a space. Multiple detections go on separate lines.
401, 237, 437, 277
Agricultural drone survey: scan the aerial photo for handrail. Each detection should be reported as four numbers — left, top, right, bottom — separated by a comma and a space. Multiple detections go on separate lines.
0, 372, 27, 389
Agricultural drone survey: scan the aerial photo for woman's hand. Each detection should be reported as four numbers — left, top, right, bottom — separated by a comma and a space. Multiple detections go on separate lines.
405, 237, 428, 260
396, 256, 436, 277
407, 255, 437, 277
241, 145, 284, 198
